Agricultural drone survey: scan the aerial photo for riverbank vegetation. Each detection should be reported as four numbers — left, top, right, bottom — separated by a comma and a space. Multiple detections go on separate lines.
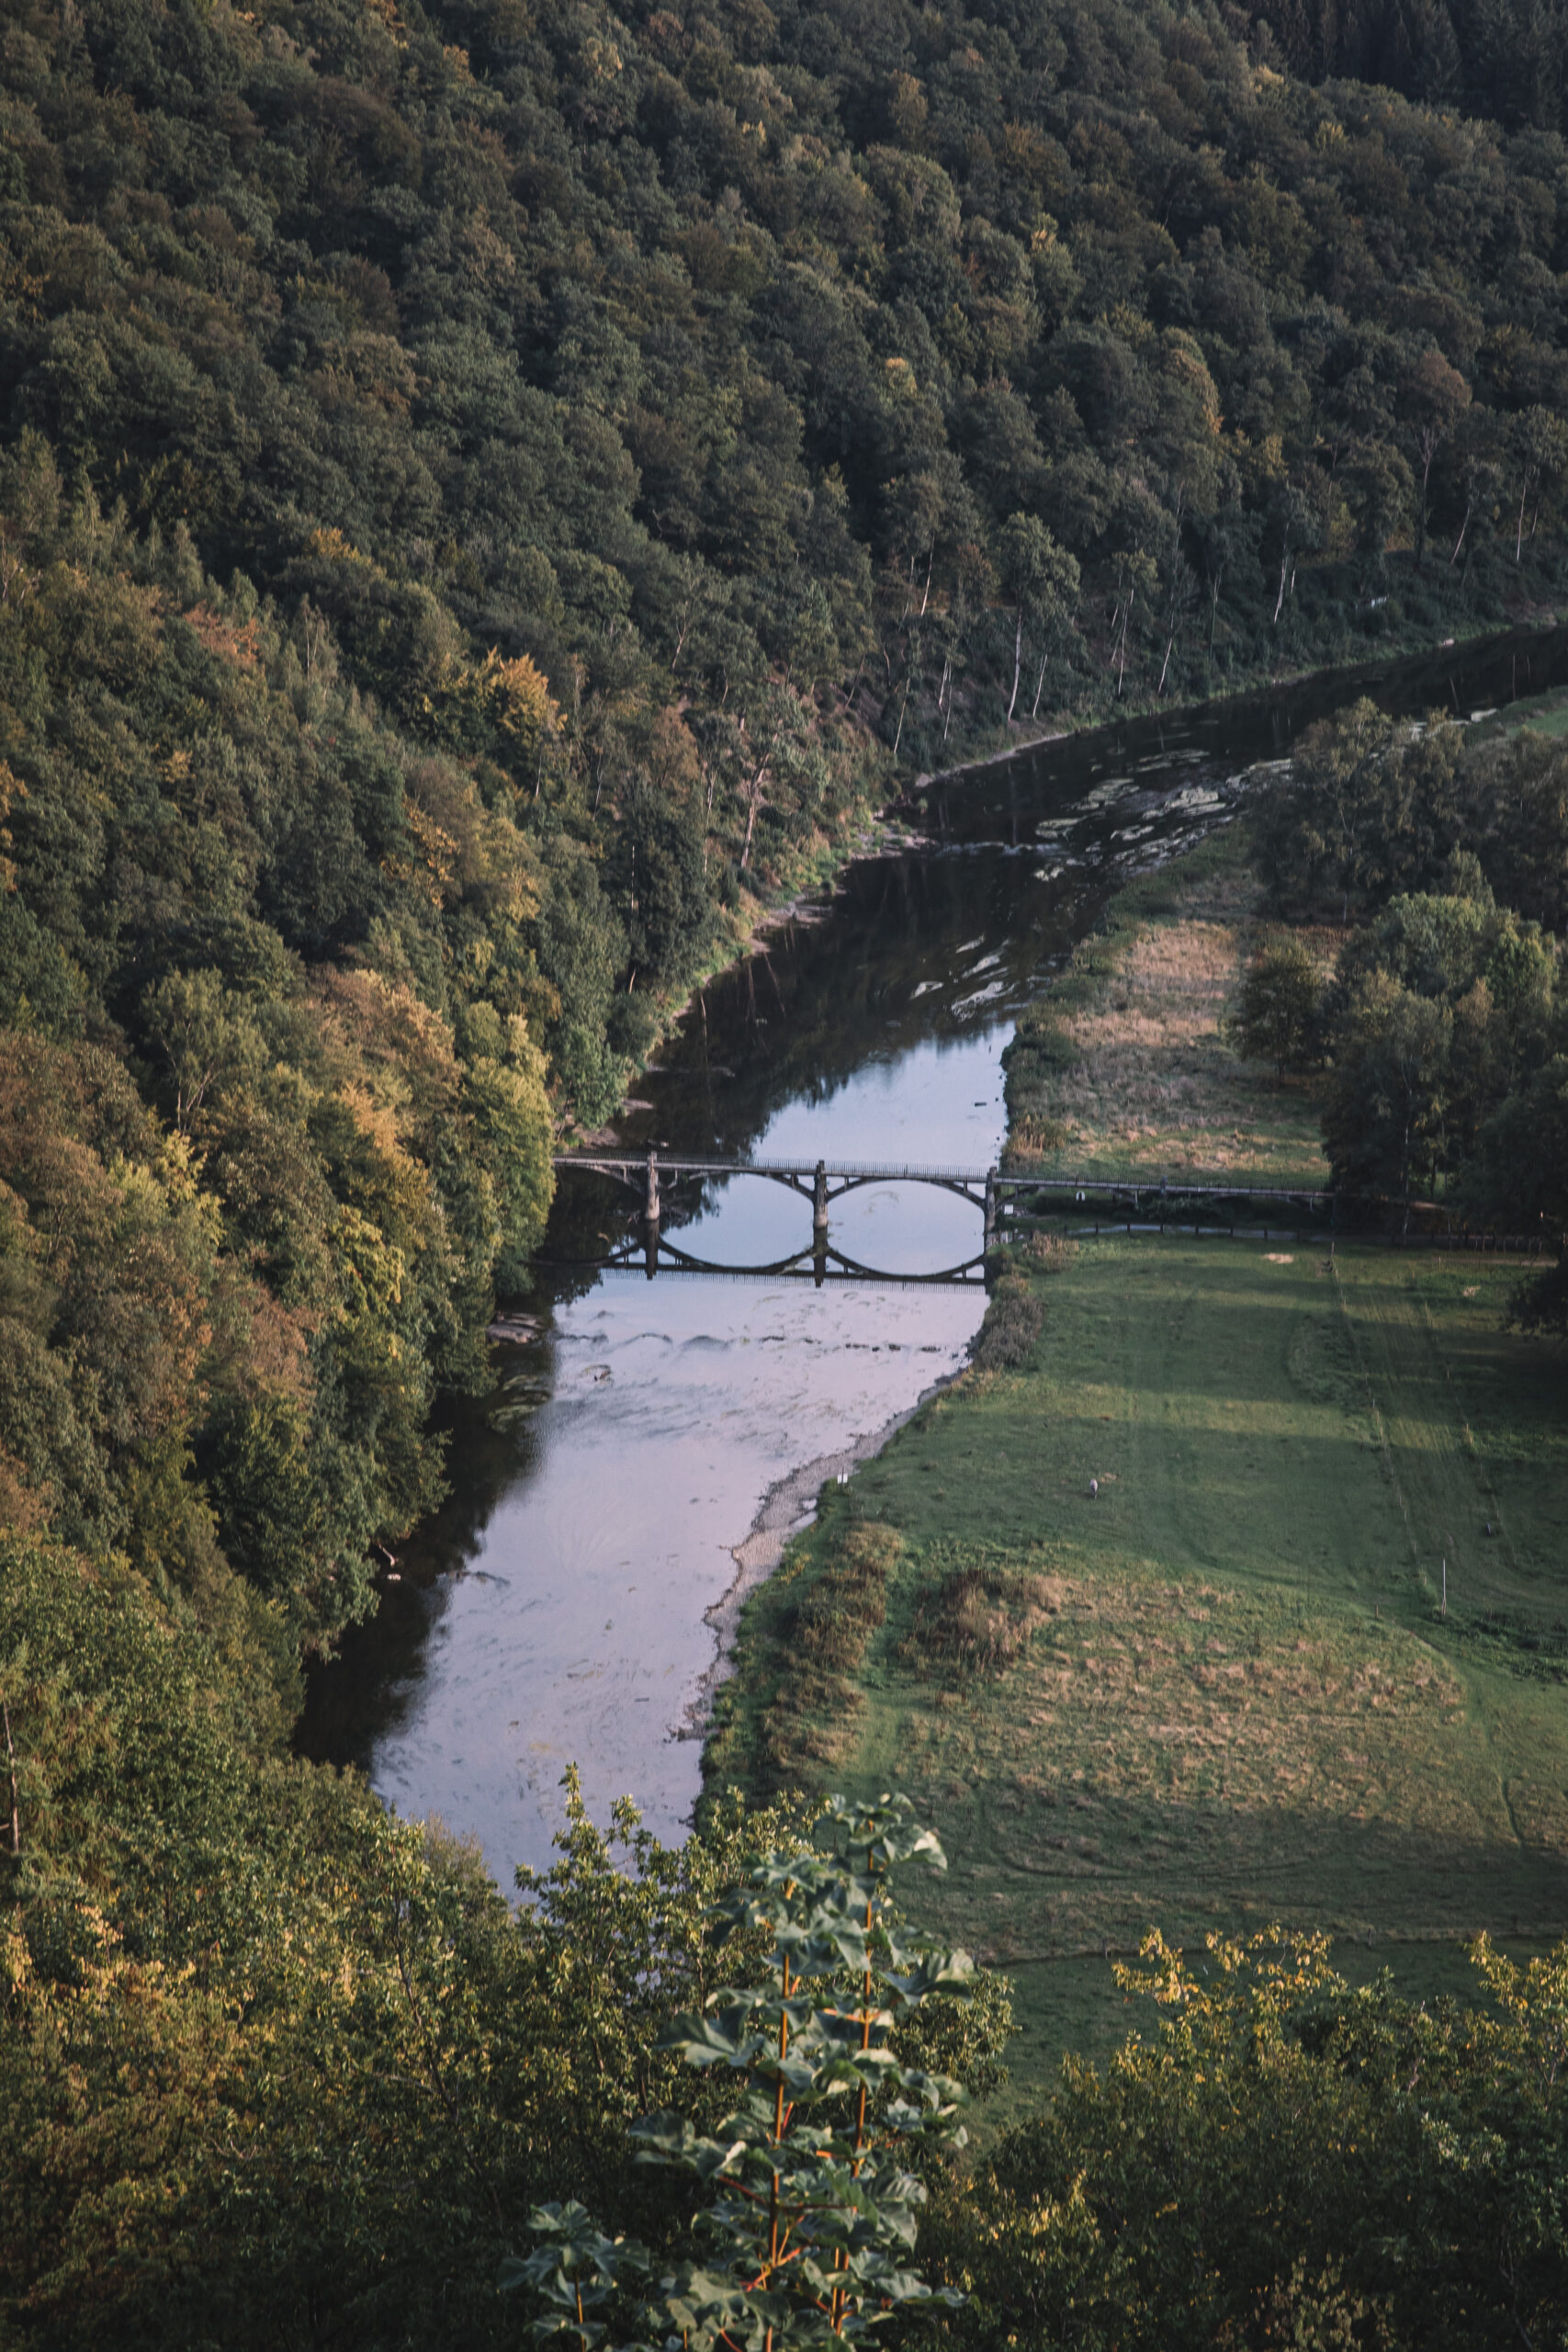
1000, 828, 1337, 1181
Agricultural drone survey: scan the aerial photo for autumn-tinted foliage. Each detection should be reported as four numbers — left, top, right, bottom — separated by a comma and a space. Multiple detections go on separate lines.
0, 442, 565, 1662
931, 1926, 1568, 2352
0, 1530, 1015, 2348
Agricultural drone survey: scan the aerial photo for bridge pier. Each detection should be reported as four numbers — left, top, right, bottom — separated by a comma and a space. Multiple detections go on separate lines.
812, 1159, 829, 1235
984, 1169, 997, 1251
644, 1148, 660, 1228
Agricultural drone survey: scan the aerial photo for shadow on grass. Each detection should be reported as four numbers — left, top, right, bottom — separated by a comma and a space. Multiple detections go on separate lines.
933, 1781, 1568, 1951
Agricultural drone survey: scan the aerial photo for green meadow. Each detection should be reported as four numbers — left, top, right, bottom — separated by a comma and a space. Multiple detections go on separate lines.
705, 830, 1568, 2109
708, 1236, 1568, 2101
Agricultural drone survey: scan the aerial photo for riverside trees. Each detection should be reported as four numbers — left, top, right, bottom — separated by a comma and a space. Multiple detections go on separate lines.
1258, 701, 1565, 1294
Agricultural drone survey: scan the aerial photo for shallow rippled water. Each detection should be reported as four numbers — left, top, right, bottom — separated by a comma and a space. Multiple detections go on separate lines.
365, 1031, 1002, 1883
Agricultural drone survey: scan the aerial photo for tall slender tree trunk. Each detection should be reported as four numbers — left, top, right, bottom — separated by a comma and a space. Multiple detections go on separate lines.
739, 749, 771, 868
4, 1699, 18, 1857
1416, 437, 1437, 568
1006, 606, 1023, 722
1450, 497, 1472, 567
1272, 534, 1291, 624
1114, 592, 1134, 697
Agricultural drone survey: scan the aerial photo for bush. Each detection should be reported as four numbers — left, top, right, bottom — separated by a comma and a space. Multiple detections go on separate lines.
901, 1556, 1045, 1679
790, 1521, 900, 1672
928, 1928, 1568, 2352
1230, 933, 1324, 1073
969, 1270, 1046, 1373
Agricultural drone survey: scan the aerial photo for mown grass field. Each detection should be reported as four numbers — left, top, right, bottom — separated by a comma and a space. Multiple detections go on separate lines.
705, 827, 1568, 2113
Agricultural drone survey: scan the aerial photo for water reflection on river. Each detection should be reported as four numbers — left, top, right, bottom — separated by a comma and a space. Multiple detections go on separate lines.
299, 626, 1568, 1890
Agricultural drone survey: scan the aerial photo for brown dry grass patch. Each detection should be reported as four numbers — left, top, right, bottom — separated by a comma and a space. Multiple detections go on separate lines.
1009, 854, 1340, 1181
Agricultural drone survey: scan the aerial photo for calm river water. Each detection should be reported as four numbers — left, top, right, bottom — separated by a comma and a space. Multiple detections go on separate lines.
299, 627, 1568, 1888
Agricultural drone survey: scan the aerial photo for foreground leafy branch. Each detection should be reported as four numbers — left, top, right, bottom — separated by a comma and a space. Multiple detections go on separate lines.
505, 1793, 974, 2350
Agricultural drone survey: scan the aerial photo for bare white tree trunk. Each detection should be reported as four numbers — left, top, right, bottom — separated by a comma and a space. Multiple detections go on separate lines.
1114, 592, 1134, 697
1272, 536, 1291, 624
1450, 497, 1472, 567
892, 677, 910, 756
739, 738, 776, 869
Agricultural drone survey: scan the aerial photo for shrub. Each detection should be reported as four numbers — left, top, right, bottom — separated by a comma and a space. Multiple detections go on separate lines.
1230, 933, 1325, 1073
790, 1521, 900, 1672
901, 1556, 1046, 1679
969, 1270, 1046, 1373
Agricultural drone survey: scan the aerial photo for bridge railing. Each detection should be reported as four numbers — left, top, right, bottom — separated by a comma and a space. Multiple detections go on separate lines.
554, 1154, 992, 1182
554, 1152, 1337, 1201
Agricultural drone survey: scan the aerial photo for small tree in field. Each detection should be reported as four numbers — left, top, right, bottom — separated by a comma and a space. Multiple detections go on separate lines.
504, 1792, 975, 2349
1231, 934, 1322, 1075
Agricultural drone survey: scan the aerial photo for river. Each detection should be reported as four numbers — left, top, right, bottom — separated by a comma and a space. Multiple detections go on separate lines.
299, 625, 1568, 1888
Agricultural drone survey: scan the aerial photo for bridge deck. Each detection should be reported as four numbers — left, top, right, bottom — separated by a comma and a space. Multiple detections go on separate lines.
552, 1152, 1331, 1202
556, 1154, 987, 1182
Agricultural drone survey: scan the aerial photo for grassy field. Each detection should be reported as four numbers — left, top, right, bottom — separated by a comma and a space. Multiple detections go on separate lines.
1473, 682, 1568, 741
1000, 828, 1340, 1184
705, 828, 1568, 2113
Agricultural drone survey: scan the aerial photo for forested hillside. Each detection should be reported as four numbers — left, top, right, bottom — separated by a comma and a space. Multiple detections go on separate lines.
5, 0, 1568, 795
6, 0, 1568, 1669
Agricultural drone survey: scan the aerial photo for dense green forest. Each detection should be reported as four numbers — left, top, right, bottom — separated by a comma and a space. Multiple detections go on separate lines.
6, 0, 1568, 2339
1252, 0, 1568, 141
